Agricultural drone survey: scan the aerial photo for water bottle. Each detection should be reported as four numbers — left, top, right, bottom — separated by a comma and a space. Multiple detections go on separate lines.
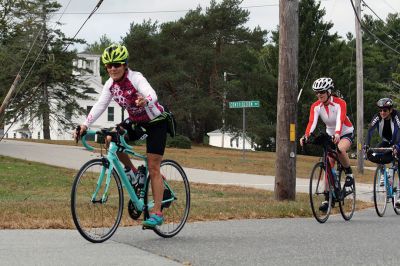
332, 169, 339, 189
137, 165, 147, 188
125, 167, 138, 187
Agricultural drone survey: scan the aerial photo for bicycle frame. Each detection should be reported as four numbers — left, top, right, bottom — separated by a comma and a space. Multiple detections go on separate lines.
81, 129, 175, 213
369, 147, 399, 199
321, 146, 341, 199
380, 162, 398, 199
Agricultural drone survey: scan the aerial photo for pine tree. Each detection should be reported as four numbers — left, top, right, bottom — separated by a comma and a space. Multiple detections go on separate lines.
0, 0, 90, 139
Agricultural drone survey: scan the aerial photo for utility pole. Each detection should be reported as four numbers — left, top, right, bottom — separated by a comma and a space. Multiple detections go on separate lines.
222, 71, 236, 148
355, 0, 364, 174
275, 0, 299, 200
222, 71, 227, 148
0, 74, 21, 119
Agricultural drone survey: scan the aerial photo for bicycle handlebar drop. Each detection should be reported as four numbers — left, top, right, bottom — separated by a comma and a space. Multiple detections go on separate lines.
81, 130, 96, 151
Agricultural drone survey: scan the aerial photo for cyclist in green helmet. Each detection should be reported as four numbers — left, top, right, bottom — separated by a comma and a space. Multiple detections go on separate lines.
78, 44, 167, 227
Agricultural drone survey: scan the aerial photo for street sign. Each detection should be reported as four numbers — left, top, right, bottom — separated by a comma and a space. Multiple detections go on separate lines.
227, 100, 260, 160
229, 100, 260, 108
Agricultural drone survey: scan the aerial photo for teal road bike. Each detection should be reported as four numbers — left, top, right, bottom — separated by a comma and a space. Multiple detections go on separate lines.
70, 128, 191, 243
367, 147, 400, 217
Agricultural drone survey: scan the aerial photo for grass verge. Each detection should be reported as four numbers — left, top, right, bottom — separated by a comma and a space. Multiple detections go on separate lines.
9, 138, 377, 183
0, 155, 372, 229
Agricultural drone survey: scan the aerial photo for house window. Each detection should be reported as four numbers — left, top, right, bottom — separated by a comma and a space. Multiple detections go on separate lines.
86, 106, 92, 115
108, 107, 114, 121
86, 60, 93, 71
13, 133, 16, 138
37, 132, 40, 139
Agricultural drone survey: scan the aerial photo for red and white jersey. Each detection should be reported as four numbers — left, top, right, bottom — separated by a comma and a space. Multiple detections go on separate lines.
305, 96, 354, 137
84, 69, 164, 127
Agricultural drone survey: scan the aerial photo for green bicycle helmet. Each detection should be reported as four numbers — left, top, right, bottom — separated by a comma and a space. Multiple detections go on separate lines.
101, 44, 129, 65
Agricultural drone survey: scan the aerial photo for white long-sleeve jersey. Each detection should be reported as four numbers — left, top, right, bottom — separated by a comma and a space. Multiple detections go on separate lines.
305, 96, 354, 137
84, 69, 164, 127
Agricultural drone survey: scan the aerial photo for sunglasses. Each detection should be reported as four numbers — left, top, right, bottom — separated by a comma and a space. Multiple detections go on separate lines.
105, 63, 124, 69
379, 108, 390, 113
315, 91, 327, 95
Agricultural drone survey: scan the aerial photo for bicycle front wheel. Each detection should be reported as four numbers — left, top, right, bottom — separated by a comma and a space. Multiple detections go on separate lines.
373, 165, 387, 217
71, 158, 124, 243
392, 169, 400, 215
145, 159, 190, 238
309, 162, 332, 223
338, 170, 356, 221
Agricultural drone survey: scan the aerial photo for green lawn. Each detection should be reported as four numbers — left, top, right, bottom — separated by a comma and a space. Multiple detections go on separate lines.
0, 155, 373, 229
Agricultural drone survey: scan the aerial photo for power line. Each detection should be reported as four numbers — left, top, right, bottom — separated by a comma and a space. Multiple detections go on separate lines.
64, 0, 104, 51
0, 0, 73, 127
381, 0, 397, 13
361, 0, 400, 47
297, 0, 338, 102
349, 0, 400, 56
1, 0, 104, 141
54, 4, 280, 15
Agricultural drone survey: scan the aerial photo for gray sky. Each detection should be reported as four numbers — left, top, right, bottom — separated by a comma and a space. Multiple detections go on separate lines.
53, 0, 400, 51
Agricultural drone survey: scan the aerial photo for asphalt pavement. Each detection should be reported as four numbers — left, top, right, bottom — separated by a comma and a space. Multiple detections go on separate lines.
0, 140, 393, 266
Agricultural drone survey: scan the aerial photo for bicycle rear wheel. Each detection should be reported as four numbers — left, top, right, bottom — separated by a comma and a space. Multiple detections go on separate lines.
145, 159, 190, 238
392, 170, 400, 215
71, 159, 124, 243
309, 162, 332, 223
373, 165, 387, 217
338, 170, 356, 221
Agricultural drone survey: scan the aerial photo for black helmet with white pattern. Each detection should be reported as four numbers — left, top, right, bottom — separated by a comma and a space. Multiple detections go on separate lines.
312, 77, 334, 93
377, 98, 393, 109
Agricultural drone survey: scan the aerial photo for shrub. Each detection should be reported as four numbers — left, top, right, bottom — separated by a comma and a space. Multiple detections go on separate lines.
167, 135, 192, 149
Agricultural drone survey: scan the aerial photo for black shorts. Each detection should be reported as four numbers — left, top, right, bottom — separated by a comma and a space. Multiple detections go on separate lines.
340, 132, 354, 144
121, 118, 168, 156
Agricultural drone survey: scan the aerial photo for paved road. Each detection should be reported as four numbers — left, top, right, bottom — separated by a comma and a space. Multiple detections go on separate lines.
1, 208, 399, 266
1, 140, 393, 266
0, 140, 374, 201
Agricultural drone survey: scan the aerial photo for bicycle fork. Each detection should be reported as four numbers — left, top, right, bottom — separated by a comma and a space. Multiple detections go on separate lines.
91, 158, 112, 204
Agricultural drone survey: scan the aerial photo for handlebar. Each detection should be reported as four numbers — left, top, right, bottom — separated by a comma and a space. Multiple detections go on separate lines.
80, 128, 133, 152
368, 147, 394, 152
303, 133, 339, 153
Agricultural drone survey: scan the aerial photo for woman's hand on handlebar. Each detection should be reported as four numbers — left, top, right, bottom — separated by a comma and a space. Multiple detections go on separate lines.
74, 124, 88, 143
333, 133, 340, 145
300, 135, 308, 147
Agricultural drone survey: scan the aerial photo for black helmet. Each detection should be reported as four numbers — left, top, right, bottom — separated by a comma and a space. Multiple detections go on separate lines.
377, 98, 393, 108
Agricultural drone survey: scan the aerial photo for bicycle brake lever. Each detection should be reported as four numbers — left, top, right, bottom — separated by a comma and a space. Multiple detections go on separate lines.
75, 125, 81, 144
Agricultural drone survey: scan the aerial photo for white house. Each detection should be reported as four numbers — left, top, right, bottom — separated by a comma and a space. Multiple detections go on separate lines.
4, 53, 127, 140
207, 129, 257, 151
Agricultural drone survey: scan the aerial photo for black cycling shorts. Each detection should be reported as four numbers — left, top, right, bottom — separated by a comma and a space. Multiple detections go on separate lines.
340, 132, 354, 144
121, 118, 168, 156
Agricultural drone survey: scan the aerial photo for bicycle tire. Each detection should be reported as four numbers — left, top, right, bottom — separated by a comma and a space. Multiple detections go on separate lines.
338, 169, 356, 221
392, 168, 400, 215
144, 159, 190, 238
373, 165, 387, 217
309, 162, 332, 223
71, 158, 124, 243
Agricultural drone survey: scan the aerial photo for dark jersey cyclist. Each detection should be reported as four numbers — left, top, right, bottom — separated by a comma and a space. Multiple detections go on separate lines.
300, 77, 355, 212
366, 98, 400, 149
366, 98, 400, 206
79, 44, 167, 228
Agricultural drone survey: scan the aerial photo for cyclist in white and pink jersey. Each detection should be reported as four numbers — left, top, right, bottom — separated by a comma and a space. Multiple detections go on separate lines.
78, 44, 167, 228
300, 77, 354, 212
